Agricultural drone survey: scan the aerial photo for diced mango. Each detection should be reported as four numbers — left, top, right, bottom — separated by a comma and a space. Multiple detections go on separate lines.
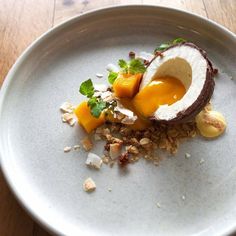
74, 101, 105, 133
113, 73, 142, 98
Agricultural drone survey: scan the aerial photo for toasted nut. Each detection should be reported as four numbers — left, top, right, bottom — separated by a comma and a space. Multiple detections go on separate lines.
86, 152, 103, 169
81, 137, 93, 151
64, 146, 72, 152
73, 145, 80, 150
185, 153, 191, 159
60, 102, 75, 113
109, 143, 122, 160
126, 145, 139, 155
118, 152, 129, 166
83, 177, 96, 192
139, 138, 151, 146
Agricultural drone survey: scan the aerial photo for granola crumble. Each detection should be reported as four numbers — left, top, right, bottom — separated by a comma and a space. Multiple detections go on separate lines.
93, 121, 197, 166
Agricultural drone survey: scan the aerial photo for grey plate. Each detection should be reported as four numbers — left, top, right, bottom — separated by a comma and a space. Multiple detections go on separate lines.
0, 5, 236, 236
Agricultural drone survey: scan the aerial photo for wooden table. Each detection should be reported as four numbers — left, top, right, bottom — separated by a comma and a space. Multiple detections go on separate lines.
0, 0, 235, 235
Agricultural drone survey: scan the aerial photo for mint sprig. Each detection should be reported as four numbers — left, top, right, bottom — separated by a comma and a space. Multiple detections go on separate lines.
155, 38, 187, 52
79, 79, 107, 118
118, 58, 146, 74
108, 71, 118, 84
79, 79, 94, 98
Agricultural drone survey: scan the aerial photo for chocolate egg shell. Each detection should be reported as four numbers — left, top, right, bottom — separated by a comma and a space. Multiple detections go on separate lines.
141, 42, 216, 123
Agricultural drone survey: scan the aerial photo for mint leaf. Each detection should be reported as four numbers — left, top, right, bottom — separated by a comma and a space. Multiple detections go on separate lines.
108, 71, 118, 84
87, 97, 107, 118
129, 59, 146, 74
118, 59, 146, 74
118, 59, 128, 69
90, 100, 106, 118
79, 79, 94, 98
173, 38, 186, 44
155, 43, 170, 52
88, 97, 97, 107
154, 38, 187, 52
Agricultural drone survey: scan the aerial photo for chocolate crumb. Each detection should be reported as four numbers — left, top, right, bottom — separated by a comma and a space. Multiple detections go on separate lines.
143, 59, 150, 65
213, 68, 218, 76
129, 51, 135, 59
104, 142, 110, 151
155, 51, 164, 57
118, 152, 129, 166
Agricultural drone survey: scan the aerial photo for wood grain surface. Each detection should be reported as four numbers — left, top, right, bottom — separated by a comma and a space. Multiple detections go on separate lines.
0, 0, 235, 235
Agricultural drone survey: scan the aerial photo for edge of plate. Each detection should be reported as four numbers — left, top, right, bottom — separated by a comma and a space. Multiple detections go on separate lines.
0, 4, 235, 236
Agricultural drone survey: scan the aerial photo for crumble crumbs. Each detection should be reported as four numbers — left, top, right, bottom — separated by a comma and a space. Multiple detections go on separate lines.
94, 121, 197, 166
83, 177, 96, 192
64, 146, 72, 152
185, 153, 191, 159
199, 158, 205, 165
81, 136, 93, 151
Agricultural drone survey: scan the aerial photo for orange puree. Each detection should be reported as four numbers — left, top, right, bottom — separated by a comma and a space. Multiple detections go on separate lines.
132, 76, 186, 117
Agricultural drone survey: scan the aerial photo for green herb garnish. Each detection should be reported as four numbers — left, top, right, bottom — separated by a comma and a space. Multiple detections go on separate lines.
79, 79, 107, 118
118, 59, 128, 69
128, 59, 146, 74
79, 79, 94, 97
154, 37, 187, 52
88, 97, 106, 118
108, 71, 118, 84
108, 59, 146, 84
118, 58, 146, 74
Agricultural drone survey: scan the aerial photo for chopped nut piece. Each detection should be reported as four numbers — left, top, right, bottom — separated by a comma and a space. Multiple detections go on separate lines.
60, 102, 74, 113
185, 153, 191, 159
68, 118, 76, 126
83, 177, 96, 192
126, 145, 139, 155
139, 138, 151, 146
81, 137, 93, 151
61, 113, 73, 122
86, 152, 102, 169
102, 155, 110, 164
73, 145, 80, 150
109, 143, 122, 160
199, 158, 205, 165
64, 146, 72, 152
130, 138, 140, 146
118, 152, 129, 166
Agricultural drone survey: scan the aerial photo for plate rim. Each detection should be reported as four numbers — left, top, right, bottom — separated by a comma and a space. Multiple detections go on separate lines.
0, 4, 235, 236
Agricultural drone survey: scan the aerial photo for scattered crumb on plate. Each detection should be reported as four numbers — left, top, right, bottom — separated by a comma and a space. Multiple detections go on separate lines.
83, 177, 96, 192
185, 153, 191, 159
199, 158, 205, 165
64, 146, 72, 152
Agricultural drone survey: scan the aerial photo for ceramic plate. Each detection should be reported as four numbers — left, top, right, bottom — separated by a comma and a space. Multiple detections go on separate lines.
0, 5, 236, 236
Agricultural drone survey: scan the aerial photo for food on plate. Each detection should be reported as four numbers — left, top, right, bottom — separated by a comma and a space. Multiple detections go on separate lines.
74, 101, 105, 133
60, 38, 227, 169
83, 177, 96, 192
195, 105, 226, 138
140, 43, 215, 123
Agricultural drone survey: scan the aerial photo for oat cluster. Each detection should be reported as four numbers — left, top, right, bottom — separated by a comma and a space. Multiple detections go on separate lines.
96, 121, 197, 166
